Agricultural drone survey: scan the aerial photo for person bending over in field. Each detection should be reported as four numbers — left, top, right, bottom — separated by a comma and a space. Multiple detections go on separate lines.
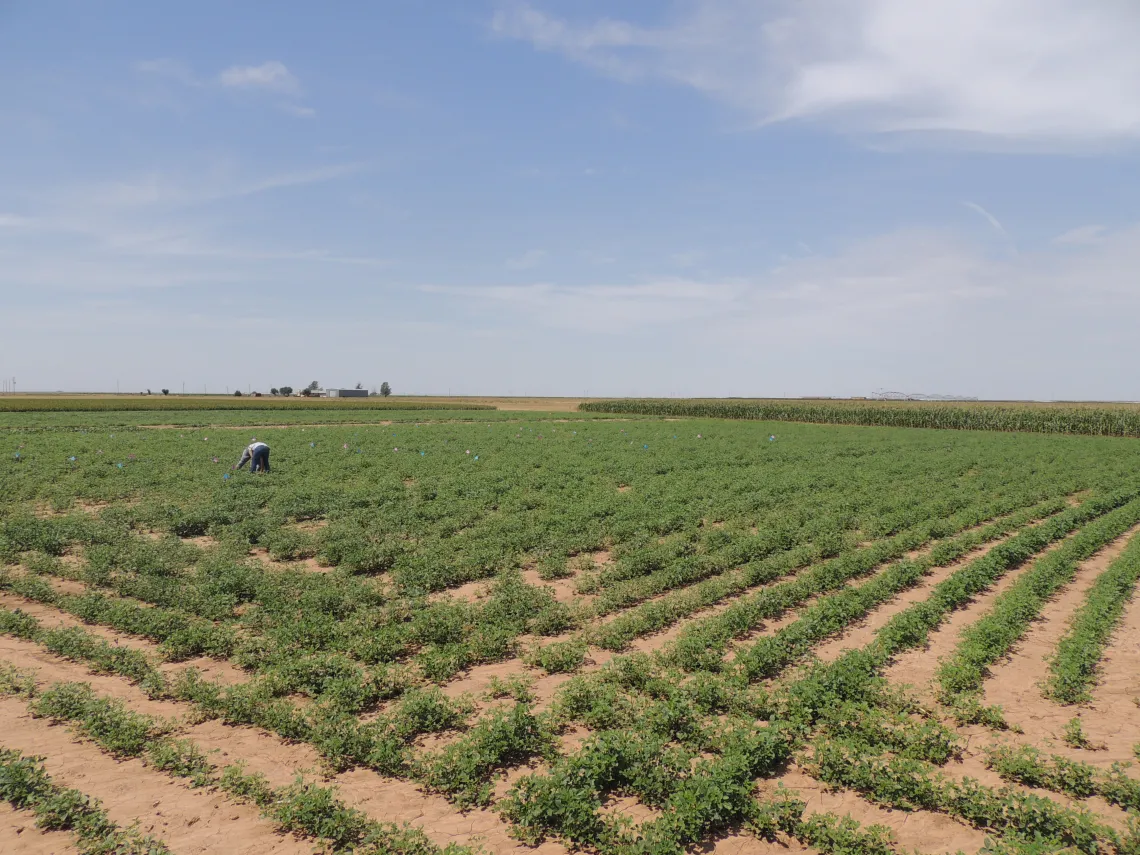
235, 439, 270, 473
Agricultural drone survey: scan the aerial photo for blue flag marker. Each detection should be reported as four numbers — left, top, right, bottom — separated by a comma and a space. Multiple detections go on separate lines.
223, 473, 230, 480
117, 463, 123, 469
68, 456, 76, 462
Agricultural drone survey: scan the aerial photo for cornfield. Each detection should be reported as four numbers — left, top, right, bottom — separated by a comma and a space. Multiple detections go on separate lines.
580, 398, 1140, 437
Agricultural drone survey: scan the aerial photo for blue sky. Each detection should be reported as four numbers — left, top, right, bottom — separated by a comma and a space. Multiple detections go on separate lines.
2, 0, 1139, 399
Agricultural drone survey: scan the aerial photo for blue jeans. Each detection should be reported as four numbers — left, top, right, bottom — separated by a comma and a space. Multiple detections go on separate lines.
251, 447, 270, 472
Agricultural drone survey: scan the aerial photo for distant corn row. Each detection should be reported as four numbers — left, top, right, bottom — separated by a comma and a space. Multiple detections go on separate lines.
579, 398, 1140, 437
0, 397, 492, 412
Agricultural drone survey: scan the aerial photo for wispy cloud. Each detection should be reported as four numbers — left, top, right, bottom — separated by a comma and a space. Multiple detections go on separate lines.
280, 103, 316, 119
1054, 224, 1107, 245
419, 224, 1140, 341
134, 58, 201, 87
134, 58, 314, 115
218, 61, 300, 94
0, 214, 36, 229
492, 0, 1140, 149
505, 248, 547, 269
53, 162, 365, 213
962, 202, 1008, 238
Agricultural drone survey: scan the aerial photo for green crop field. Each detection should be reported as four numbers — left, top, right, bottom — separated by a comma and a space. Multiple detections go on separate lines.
4, 406, 1140, 854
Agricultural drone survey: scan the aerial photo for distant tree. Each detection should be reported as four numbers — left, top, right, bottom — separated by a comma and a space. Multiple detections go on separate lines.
234, 390, 243, 396
300, 388, 311, 397
253, 391, 262, 397
306, 381, 320, 392
270, 388, 280, 396
355, 382, 364, 390
280, 386, 293, 397
146, 389, 152, 395
380, 382, 391, 397
161, 389, 169, 396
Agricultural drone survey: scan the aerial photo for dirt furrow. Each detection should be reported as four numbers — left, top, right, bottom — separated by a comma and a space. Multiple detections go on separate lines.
0, 697, 311, 855
708, 831, 816, 855
662, 513, 1029, 665
885, 537, 1071, 699
813, 538, 1012, 664
0, 801, 81, 855
1083, 559, 1140, 754
0, 589, 248, 686
2, 633, 569, 855
761, 766, 988, 855
0, 590, 160, 655
950, 729, 1132, 829
981, 523, 1140, 759
0, 635, 184, 719
335, 768, 569, 855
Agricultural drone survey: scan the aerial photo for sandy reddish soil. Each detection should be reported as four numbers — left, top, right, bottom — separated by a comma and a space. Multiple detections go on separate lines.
0, 697, 313, 855
761, 766, 988, 854
0, 800, 81, 855
885, 533, 1075, 699
980, 523, 1140, 760
813, 536, 1014, 664
7, 499, 1140, 854
335, 767, 569, 855
0, 589, 249, 687
247, 548, 330, 573
0, 590, 159, 655
708, 830, 814, 855
0, 635, 569, 854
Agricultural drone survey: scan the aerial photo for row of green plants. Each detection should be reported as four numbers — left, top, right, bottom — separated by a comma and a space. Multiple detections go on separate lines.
730, 503, 1050, 683
731, 490, 1138, 739
809, 735, 1122, 854
862, 488, 1138, 668
0, 607, 559, 810
580, 398, 1140, 437
588, 468, 1011, 610
1044, 528, 1140, 703
934, 497, 1140, 718
3, 551, 576, 686
670, 495, 1062, 673
985, 743, 1140, 813
0, 745, 173, 855
591, 488, 1056, 652
0, 670, 474, 855
6, 420, 1134, 683
495, 492, 1138, 853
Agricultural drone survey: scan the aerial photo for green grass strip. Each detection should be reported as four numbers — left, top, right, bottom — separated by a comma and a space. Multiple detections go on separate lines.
1044, 528, 1140, 704
935, 497, 1140, 707
0, 744, 174, 854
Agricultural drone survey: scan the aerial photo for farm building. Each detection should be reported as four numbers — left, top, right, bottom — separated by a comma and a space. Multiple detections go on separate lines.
326, 388, 369, 398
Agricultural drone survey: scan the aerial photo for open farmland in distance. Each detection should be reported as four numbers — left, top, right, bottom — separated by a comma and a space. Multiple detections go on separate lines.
5, 406, 1140, 854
